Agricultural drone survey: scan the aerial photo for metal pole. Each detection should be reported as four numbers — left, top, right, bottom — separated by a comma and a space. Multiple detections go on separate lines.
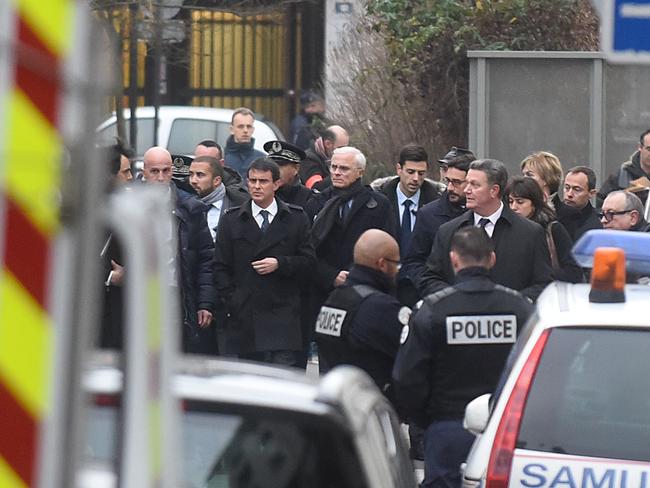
129, 2, 138, 152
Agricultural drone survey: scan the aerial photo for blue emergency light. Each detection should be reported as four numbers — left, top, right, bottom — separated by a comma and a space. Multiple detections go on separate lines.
572, 229, 650, 274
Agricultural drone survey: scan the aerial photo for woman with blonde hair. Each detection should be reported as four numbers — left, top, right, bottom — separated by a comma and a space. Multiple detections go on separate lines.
520, 151, 563, 204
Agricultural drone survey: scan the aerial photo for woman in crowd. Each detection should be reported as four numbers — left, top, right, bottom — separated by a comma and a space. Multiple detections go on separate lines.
520, 151, 563, 206
506, 176, 584, 283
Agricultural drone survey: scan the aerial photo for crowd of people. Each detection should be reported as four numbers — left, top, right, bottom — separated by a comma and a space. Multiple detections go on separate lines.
99, 104, 650, 487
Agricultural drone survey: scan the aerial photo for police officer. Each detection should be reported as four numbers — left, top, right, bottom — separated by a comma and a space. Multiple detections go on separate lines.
315, 229, 408, 399
393, 226, 534, 488
264, 140, 317, 214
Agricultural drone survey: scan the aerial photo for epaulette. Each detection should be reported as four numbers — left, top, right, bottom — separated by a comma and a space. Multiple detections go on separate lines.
423, 286, 458, 308
494, 284, 525, 299
224, 205, 241, 214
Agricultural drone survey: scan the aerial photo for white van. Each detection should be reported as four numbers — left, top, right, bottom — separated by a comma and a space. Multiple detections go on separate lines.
96, 106, 284, 156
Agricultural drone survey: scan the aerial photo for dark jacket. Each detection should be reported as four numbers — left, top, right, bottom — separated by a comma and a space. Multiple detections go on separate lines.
417, 206, 553, 301
378, 176, 444, 245
174, 187, 217, 352
393, 267, 534, 426
317, 265, 403, 395
555, 199, 602, 242
277, 177, 317, 218
99, 233, 124, 350
213, 198, 315, 354
402, 192, 465, 289
307, 182, 397, 291
300, 146, 329, 189
224, 135, 266, 178
547, 220, 584, 283
597, 151, 650, 208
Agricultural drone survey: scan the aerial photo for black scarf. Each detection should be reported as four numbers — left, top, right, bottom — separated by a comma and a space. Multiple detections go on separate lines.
311, 179, 365, 247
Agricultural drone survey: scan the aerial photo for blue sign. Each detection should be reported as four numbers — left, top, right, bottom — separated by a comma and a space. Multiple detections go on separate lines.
602, 0, 650, 63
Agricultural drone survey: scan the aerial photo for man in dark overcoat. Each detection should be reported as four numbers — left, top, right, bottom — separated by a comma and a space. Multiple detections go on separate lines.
214, 157, 315, 365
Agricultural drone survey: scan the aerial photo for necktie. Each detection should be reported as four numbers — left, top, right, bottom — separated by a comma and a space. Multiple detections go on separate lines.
400, 199, 414, 258
260, 210, 270, 233
478, 217, 491, 234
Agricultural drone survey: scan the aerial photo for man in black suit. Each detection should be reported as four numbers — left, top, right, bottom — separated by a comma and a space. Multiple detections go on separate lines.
214, 157, 315, 365
378, 144, 443, 306
417, 159, 553, 302
556, 165, 602, 242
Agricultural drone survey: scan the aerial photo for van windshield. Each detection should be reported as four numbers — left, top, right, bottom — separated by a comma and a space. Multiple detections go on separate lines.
516, 327, 650, 461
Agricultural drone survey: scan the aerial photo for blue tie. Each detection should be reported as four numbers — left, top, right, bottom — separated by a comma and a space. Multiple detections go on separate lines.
260, 210, 270, 233
400, 199, 413, 258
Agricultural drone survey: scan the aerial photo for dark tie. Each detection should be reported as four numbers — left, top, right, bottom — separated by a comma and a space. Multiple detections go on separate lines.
400, 199, 414, 258
478, 217, 490, 234
260, 210, 270, 233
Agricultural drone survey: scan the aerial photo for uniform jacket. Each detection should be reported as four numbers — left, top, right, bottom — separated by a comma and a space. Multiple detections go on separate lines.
307, 182, 397, 291
402, 192, 465, 292
277, 178, 317, 218
393, 267, 534, 426
417, 206, 553, 301
223, 135, 266, 178
213, 198, 315, 354
318, 265, 403, 394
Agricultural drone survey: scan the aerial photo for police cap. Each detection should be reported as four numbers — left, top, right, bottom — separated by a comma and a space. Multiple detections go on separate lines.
171, 154, 193, 180
438, 147, 475, 166
263, 140, 306, 166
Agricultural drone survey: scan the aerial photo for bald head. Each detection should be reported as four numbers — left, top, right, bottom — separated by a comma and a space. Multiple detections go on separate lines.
353, 229, 400, 280
323, 125, 350, 158
143, 146, 173, 185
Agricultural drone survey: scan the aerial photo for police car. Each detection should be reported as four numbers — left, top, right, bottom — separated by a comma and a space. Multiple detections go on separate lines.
461, 230, 650, 488
82, 354, 417, 488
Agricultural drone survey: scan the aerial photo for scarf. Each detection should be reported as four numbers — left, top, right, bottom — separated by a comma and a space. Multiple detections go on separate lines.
311, 179, 365, 247
313, 137, 328, 160
200, 184, 226, 207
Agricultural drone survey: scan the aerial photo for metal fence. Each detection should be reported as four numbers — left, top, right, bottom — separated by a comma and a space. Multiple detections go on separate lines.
468, 50, 650, 186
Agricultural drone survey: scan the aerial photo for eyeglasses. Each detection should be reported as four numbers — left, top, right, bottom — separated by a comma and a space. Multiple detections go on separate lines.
444, 177, 466, 188
597, 209, 633, 222
384, 257, 401, 271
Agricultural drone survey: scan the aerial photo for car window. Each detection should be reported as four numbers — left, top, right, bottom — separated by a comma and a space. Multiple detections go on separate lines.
85, 398, 369, 488
96, 119, 154, 156
168, 119, 230, 156
516, 327, 650, 461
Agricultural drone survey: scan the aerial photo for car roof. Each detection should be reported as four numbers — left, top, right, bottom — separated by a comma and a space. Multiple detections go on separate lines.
534, 281, 650, 329
83, 353, 381, 423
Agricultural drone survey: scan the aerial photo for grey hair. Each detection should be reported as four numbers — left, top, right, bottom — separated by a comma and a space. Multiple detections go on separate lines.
609, 190, 644, 215
333, 146, 366, 169
469, 158, 508, 197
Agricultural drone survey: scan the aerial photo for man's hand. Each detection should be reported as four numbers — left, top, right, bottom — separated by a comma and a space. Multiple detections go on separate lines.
110, 260, 125, 286
333, 270, 349, 287
197, 309, 213, 328
251, 257, 279, 275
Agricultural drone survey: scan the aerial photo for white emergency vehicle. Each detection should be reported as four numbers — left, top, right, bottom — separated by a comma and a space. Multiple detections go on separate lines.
461, 230, 650, 488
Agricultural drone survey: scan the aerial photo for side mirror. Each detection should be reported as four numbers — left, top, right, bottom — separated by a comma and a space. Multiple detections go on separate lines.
463, 393, 491, 435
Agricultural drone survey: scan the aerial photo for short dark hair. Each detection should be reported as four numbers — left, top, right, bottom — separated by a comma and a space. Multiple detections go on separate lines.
451, 227, 494, 264
398, 144, 428, 165
566, 165, 597, 191
192, 155, 224, 179
196, 139, 223, 158
640, 129, 650, 146
505, 176, 555, 227
248, 157, 280, 181
469, 159, 508, 197
105, 137, 133, 176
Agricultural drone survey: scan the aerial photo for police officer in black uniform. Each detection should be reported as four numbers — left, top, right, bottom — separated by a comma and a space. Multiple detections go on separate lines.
393, 226, 534, 488
315, 229, 409, 400
264, 140, 317, 215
